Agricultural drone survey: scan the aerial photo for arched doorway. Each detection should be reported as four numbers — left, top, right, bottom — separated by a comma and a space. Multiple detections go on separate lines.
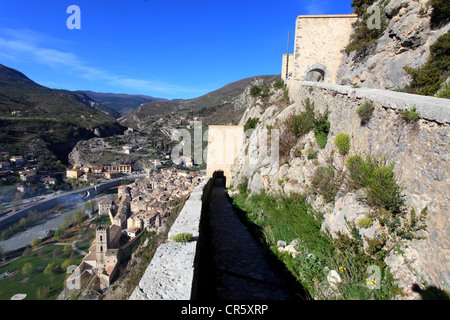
306, 68, 325, 82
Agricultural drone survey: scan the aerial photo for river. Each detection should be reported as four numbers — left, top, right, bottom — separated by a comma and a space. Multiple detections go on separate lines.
0, 174, 147, 253
0, 205, 84, 252
0, 193, 111, 253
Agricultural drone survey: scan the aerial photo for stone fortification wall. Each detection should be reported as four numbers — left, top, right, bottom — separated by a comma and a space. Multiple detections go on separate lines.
206, 125, 244, 187
129, 177, 212, 300
292, 14, 357, 84
231, 79, 449, 294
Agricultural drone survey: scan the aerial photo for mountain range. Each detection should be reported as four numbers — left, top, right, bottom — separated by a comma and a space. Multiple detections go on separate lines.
120, 74, 280, 129
0, 64, 127, 167
0, 63, 279, 168
79, 91, 167, 118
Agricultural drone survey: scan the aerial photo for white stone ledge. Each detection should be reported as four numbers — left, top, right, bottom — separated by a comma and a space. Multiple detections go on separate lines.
129, 178, 211, 300
293, 80, 450, 124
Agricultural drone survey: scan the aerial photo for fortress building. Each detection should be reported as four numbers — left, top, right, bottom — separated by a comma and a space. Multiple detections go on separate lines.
282, 14, 358, 84
206, 14, 358, 185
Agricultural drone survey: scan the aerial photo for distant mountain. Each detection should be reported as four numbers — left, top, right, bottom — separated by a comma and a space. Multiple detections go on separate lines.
79, 91, 168, 117
121, 74, 280, 129
0, 64, 125, 167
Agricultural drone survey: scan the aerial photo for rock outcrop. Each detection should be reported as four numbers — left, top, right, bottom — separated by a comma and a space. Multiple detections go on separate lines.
230, 79, 449, 297
337, 0, 450, 89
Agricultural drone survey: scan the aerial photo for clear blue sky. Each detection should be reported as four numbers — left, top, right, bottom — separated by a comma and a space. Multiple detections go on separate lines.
0, 0, 354, 99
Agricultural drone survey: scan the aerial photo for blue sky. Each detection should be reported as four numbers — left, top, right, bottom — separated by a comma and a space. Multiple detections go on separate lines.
0, 0, 353, 99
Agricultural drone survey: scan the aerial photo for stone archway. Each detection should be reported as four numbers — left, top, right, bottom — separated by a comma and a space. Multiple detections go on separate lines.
306, 68, 325, 82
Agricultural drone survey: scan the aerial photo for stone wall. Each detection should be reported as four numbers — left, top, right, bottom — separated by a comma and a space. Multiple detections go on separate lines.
292, 14, 357, 84
206, 125, 244, 187
129, 177, 212, 300
281, 53, 294, 80
230, 79, 449, 294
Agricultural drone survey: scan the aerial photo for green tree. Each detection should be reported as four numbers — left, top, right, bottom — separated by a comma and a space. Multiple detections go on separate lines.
74, 209, 85, 227
63, 244, 72, 255
22, 262, 33, 276
30, 237, 41, 247
43, 263, 55, 276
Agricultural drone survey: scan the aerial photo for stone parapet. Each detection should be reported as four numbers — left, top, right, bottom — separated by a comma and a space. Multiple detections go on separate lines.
129, 177, 211, 300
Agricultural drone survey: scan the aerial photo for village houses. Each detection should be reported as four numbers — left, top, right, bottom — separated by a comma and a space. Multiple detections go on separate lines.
65, 166, 204, 293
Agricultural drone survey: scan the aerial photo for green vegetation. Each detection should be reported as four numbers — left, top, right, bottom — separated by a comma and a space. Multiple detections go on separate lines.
0, 244, 83, 300
0, 205, 67, 241
172, 233, 194, 243
273, 79, 286, 89
357, 216, 373, 229
278, 98, 330, 161
250, 85, 262, 97
356, 101, 375, 125
345, 154, 405, 214
334, 133, 351, 155
345, 0, 387, 56
403, 31, 449, 97
231, 146, 429, 299
430, 0, 450, 28
311, 165, 340, 202
250, 83, 270, 98
231, 183, 402, 299
400, 106, 421, 123
243, 117, 259, 132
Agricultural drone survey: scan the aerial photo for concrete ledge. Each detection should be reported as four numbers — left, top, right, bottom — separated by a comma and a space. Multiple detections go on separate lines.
129, 242, 197, 300
129, 178, 211, 300
294, 81, 450, 124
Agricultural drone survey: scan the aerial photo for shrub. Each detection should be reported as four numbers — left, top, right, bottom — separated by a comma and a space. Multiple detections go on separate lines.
437, 84, 450, 99
244, 117, 259, 132
311, 166, 340, 202
307, 149, 318, 160
356, 101, 375, 125
172, 233, 193, 243
289, 99, 316, 138
404, 65, 443, 96
357, 216, 373, 229
345, 154, 405, 214
430, 0, 450, 28
345, 1, 387, 56
289, 99, 330, 148
403, 31, 449, 96
260, 83, 271, 98
273, 79, 285, 89
334, 133, 351, 155
314, 115, 330, 148
350, 0, 377, 16
237, 177, 249, 196
401, 106, 420, 123
250, 85, 261, 97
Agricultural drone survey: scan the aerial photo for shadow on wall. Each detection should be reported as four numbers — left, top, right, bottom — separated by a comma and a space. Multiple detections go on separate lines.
412, 284, 450, 300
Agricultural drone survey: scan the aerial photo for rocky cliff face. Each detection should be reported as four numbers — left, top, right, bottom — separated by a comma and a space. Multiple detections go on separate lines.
229, 79, 449, 297
337, 0, 450, 89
